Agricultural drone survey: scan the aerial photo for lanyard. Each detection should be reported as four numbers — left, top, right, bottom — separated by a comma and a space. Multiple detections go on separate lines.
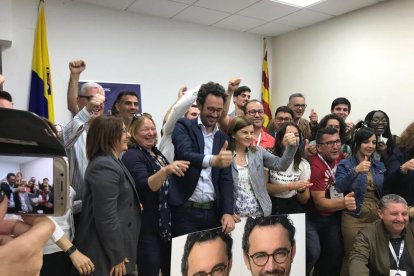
256, 131, 262, 146
389, 239, 405, 270
317, 154, 337, 183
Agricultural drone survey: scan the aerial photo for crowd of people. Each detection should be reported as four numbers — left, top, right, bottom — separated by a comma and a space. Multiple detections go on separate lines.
1, 58, 414, 276
1, 174, 54, 214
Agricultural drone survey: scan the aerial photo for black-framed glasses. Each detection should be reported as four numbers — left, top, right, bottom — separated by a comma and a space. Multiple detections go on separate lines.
249, 249, 290, 267
78, 95, 107, 103
193, 264, 228, 276
318, 139, 341, 147
371, 118, 387, 124
275, 116, 292, 123
292, 104, 307, 109
246, 109, 264, 116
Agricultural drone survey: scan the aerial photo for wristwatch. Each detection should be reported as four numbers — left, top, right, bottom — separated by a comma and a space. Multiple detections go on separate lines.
65, 245, 77, 256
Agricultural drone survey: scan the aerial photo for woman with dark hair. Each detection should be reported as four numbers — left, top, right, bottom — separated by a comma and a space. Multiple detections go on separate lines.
122, 113, 189, 276
384, 121, 414, 218
335, 123, 386, 276
310, 113, 351, 157
227, 116, 298, 219
267, 122, 312, 214
74, 116, 142, 276
364, 110, 396, 163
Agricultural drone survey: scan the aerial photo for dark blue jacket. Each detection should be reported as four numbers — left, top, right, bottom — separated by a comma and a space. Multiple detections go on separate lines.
170, 118, 234, 215
335, 156, 385, 216
384, 148, 414, 205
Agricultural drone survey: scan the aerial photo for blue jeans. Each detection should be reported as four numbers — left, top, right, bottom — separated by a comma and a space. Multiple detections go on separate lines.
137, 232, 171, 276
306, 213, 343, 276
172, 205, 220, 237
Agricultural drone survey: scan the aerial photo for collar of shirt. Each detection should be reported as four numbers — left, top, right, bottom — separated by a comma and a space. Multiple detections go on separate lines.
198, 117, 219, 136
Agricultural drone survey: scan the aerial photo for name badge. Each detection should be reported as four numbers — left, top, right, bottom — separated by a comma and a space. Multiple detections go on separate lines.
329, 186, 344, 200
390, 270, 406, 276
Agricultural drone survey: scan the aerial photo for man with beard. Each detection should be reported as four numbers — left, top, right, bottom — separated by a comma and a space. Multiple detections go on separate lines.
244, 99, 275, 150
350, 194, 414, 276
229, 85, 251, 118
171, 81, 234, 237
110, 91, 139, 127
181, 228, 233, 276
242, 215, 296, 276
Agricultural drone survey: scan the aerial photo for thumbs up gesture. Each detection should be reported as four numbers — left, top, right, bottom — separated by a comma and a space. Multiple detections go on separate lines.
309, 108, 318, 125
284, 132, 299, 146
211, 141, 233, 168
344, 192, 356, 211
355, 156, 371, 174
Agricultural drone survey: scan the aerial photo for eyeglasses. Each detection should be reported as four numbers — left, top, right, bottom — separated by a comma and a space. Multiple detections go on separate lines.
133, 112, 152, 119
78, 95, 107, 103
131, 113, 153, 124
292, 104, 307, 109
121, 127, 128, 133
371, 118, 387, 124
246, 109, 264, 116
249, 249, 290, 267
193, 264, 227, 276
318, 139, 342, 147
275, 117, 292, 123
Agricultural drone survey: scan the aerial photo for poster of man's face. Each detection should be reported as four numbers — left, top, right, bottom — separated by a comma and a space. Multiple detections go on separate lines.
171, 213, 305, 276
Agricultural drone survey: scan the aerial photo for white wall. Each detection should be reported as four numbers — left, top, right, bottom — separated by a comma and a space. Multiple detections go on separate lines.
21, 157, 53, 185
2, 0, 263, 129
271, 0, 414, 135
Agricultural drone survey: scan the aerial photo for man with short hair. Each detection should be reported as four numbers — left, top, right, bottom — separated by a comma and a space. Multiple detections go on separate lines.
331, 97, 354, 142
306, 127, 356, 276
267, 106, 294, 137
0, 91, 13, 108
242, 215, 296, 276
244, 99, 275, 150
350, 194, 414, 275
0, 173, 16, 213
110, 91, 139, 127
62, 80, 105, 226
181, 228, 233, 276
287, 93, 318, 140
171, 81, 235, 237
229, 85, 251, 118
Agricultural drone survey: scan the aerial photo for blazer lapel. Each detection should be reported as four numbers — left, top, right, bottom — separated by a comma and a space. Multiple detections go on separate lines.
192, 121, 205, 153
114, 157, 140, 201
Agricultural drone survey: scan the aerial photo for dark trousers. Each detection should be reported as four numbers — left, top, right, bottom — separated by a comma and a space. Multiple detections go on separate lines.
41, 251, 72, 276
172, 205, 220, 237
306, 213, 343, 276
137, 232, 171, 276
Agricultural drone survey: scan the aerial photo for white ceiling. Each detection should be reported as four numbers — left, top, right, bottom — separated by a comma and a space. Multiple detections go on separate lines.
72, 0, 385, 36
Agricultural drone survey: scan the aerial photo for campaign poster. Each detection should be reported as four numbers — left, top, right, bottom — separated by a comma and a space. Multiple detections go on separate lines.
79, 81, 141, 115
171, 213, 306, 276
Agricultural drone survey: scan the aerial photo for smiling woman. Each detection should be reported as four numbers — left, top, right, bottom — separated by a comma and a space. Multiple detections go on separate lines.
334, 124, 386, 276
122, 112, 189, 276
74, 116, 142, 276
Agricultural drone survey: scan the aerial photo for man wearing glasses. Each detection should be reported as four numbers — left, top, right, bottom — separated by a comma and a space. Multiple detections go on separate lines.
242, 215, 296, 276
181, 228, 233, 276
287, 93, 318, 141
266, 106, 294, 138
306, 127, 356, 276
243, 99, 275, 150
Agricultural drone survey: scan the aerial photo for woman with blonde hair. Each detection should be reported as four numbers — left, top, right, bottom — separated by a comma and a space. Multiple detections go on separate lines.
122, 113, 189, 276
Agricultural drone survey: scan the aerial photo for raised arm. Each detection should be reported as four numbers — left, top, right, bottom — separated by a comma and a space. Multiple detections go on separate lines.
67, 60, 86, 115
218, 78, 241, 132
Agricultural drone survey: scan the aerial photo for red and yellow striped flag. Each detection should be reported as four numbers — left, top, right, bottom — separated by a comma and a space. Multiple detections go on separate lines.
29, 0, 54, 123
261, 38, 271, 127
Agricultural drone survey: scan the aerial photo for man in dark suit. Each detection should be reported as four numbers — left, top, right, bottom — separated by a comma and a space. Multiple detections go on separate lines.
1, 173, 16, 213
171, 81, 235, 237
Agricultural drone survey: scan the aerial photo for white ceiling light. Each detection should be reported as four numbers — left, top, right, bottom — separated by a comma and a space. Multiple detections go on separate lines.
270, 0, 326, 8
